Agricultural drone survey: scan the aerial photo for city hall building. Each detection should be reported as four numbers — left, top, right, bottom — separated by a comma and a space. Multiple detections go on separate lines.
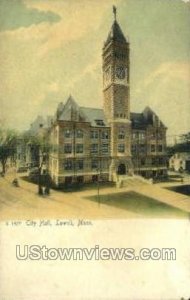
49, 10, 167, 187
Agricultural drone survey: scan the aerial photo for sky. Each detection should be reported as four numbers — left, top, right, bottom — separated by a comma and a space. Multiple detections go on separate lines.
0, 0, 189, 143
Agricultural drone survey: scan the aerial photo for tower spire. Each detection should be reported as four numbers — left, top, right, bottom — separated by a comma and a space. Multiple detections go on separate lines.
113, 5, 117, 21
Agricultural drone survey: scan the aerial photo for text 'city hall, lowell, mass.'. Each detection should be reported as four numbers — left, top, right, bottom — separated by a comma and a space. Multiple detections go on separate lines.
47, 8, 167, 187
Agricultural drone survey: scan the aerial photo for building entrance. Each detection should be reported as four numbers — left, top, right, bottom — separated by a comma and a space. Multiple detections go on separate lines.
117, 164, 126, 175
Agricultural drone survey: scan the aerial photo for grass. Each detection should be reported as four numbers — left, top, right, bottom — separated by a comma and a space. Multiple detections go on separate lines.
85, 191, 188, 218
165, 185, 190, 196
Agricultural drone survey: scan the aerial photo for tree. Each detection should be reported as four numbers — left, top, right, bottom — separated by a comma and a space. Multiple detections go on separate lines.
21, 129, 51, 194
167, 132, 190, 157
22, 128, 50, 167
0, 128, 18, 174
179, 132, 190, 144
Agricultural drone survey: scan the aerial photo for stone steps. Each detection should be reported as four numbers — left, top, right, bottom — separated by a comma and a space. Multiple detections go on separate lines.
116, 175, 149, 188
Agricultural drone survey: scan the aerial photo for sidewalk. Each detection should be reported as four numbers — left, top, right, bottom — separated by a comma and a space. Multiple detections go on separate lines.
1, 169, 189, 220
0, 171, 140, 220
131, 183, 190, 213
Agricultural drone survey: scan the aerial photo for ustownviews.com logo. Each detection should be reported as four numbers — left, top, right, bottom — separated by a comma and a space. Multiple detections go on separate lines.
16, 245, 176, 261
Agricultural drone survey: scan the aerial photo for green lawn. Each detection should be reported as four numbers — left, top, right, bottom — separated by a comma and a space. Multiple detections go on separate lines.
85, 191, 188, 218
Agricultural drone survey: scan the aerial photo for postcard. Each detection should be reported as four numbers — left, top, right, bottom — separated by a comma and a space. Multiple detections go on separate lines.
0, 0, 190, 299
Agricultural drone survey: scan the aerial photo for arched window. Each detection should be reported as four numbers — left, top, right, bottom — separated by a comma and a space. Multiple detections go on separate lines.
102, 131, 109, 139
64, 129, 71, 138
76, 129, 83, 138
118, 129, 125, 139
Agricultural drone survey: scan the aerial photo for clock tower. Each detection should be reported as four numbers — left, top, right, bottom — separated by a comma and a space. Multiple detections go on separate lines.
103, 7, 133, 180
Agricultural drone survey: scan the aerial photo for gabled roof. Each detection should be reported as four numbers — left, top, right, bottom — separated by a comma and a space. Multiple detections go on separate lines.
58, 96, 86, 122
80, 107, 108, 127
56, 96, 166, 130
104, 20, 128, 47
130, 107, 166, 130
57, 96, 107, 127
130, 112, 148, 130
142, 106, 166, 128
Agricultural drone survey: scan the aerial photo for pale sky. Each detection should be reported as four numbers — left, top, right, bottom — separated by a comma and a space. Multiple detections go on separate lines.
0, 0, 189, 142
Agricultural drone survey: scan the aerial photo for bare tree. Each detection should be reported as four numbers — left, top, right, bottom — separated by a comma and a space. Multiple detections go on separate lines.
0, 128, 18, 174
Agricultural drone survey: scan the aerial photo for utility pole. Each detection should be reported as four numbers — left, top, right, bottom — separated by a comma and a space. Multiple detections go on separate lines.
73, 121, 76, 188
38, 147, 43, 195
97, 166, 100, 206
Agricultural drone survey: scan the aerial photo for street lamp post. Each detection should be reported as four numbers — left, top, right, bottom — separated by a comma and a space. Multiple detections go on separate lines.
97, 166, 100, 206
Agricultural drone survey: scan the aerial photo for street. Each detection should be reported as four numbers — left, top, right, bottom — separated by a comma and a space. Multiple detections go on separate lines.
0, 169, 190, 221
0, 170, 139, 220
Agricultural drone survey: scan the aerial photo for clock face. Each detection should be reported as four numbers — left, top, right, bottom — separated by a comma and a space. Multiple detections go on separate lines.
116, 66, 126, 80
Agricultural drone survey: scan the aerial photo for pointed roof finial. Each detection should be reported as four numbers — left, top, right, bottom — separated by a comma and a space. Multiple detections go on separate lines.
113, 5, 117, 21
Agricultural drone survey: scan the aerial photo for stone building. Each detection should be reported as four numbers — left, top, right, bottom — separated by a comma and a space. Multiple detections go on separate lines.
48, 9, 167, 187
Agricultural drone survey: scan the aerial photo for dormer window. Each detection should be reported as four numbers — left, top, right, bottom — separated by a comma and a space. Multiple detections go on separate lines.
95, 119, 105, 126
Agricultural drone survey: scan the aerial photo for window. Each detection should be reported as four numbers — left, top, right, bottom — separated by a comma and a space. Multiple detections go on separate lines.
92, 175, 98, 182
150, 132, 156, 139
118, 144, 125, 153
76, 144, 83, 154
114, 52, 126, 60
151, 145, 156, 152
118, 129, 125, 139
64, 144, 72, 154
158, 132, 163, 139
91, 131, 98, 139
77, 176, 84, 183
95, 119, 105, 126
152, 158, 157, 166
91, 144, 98, 154
139, 132, 145, 140
131, 144, 136, 153
101, 143, 109, 154
141, 158, 146, 166
64, 129, 71, 138
65, 176, 72, 184
102, 131, 109, 139
76, 160, 83, 170
64, 160, 72, 170
76, 129, 83, 138
91, 160, 98, 169
158, 145, 163, 152
140, 144, 146, 153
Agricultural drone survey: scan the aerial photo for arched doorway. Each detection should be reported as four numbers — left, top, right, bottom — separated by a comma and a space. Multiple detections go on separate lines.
117, 164, 126, 175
